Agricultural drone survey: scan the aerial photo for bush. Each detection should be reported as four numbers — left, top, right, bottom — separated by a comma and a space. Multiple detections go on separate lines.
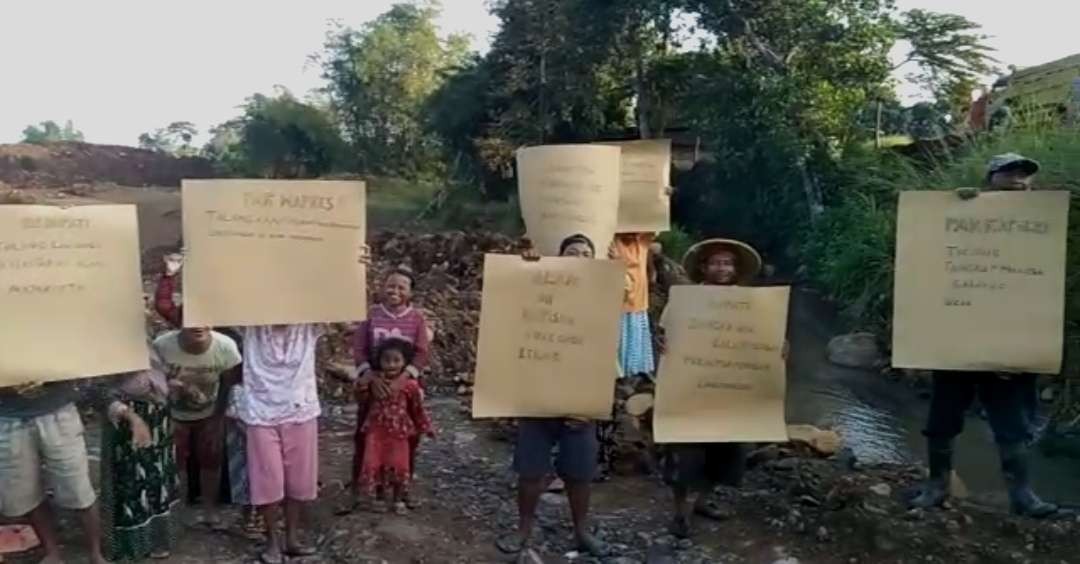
801, 127, 1080, 342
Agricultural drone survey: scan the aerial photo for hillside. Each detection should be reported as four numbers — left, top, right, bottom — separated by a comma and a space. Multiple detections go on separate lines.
0, 141, 214, 190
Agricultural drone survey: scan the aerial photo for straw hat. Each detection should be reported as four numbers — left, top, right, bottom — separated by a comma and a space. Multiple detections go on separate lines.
682, 238, 763, 284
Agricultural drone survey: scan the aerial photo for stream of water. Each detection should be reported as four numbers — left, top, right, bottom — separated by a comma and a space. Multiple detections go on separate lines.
785, 288, 1080, 506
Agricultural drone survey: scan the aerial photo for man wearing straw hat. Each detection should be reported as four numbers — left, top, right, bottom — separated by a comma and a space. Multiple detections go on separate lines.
659, 238, 765, 538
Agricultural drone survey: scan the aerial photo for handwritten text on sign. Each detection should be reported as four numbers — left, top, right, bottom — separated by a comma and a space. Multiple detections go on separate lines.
654, 285, 790, 443
596, 139, 672, 233
472, 254, 624, 419
892, 191, 1069, 374
0, 205, 148, 385
182, 179, 366, 327
517, 145, 621, 256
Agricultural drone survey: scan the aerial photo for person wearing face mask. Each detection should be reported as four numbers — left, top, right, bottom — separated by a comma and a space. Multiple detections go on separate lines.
910, 154, 1061, 518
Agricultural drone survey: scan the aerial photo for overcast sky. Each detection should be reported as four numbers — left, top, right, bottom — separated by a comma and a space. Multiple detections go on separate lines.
1, 0, 1076, 146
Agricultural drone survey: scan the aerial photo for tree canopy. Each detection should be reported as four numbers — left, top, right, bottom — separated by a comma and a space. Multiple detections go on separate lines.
22, 120, 84, 144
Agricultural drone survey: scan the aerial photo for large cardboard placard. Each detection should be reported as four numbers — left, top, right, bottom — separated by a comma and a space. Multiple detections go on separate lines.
182, 179, 366, 327
654, 285, 790, 443
472, 254, 624, 419
517, 145, 621, 255
596, 139, 671, 232
892, 190, 1069, 374
0, 205, 147, 385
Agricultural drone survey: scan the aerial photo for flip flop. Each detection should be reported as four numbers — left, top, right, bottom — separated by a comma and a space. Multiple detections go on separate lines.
495, 532, 529, 554
576, 533, 610, 557
284, 545, 317, 558
694, 500, 733, 521
669, 515, 691, 539
258, 550, 284, 564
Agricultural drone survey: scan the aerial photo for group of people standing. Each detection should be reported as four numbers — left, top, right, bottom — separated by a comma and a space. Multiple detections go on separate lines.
0, 246, 437, 564
0, 152, 1068, 563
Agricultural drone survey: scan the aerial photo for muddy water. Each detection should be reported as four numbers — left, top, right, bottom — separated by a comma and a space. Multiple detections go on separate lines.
785, 288, 1080, 505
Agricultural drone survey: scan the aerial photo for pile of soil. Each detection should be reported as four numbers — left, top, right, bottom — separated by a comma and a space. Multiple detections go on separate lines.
0, 142, 214, 190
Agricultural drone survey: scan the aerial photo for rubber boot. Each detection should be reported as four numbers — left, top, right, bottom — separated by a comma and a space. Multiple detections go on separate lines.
999, 442, 1058, 518
909, 438, 952, 509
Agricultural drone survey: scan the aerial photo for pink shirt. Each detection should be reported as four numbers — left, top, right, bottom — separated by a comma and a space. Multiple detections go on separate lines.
238, 324, 323, 427
353, 304, 431, 377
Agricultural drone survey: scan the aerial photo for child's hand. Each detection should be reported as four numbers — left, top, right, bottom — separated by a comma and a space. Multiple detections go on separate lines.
655, 329, 668, 356
564, 417, 590, 429
521, 248, 542, 262
370, 377, 391, 400
607, 242, 619, 260
357, 244, 372, 266
127, 412, 153, 449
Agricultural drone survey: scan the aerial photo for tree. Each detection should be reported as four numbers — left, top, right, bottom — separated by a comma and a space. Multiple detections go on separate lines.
209, 88, 345, 178
138, 121, 199, 155
894, 9, 997, 97
317, 1, 470, 175
21, 120, 84, 144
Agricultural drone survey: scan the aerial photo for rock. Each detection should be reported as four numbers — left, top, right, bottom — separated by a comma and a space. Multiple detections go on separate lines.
771, 559, 800, 564
540, 493, 567, 507
827, 333, 882, 369
869, 483, 892, 497
816, 526, 829, 542
786, 425, 843, 456
517, 549, 545, 564
1040, 386, 1056, 402
945, 520, 961, 533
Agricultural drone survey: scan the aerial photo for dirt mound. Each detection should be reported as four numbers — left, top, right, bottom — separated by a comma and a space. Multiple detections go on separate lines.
0, 142, 215, 189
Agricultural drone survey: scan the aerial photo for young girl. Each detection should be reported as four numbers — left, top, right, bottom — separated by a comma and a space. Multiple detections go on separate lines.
338, 267, 432, 513
356, 338, 434, 513
661, 238, 764, 539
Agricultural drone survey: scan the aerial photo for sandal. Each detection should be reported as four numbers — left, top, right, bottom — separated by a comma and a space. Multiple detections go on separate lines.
693, 500, 733, 521
576, 533, 610, 557
258, 550, 284, 564
669, 515, 691, 539
284, 545, 318, 558
495, 531, 529, 554
334, 497, 361, 516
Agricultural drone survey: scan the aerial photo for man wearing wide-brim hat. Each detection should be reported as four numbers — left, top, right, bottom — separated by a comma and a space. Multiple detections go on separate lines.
911, 153, 1061, 518
658, 238, 764, 538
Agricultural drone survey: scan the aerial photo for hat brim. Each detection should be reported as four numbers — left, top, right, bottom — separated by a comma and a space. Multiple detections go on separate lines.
992, 158, 1040, 177
682, 239, 763, 284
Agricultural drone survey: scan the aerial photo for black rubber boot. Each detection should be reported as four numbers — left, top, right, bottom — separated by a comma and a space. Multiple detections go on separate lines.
999, 442, 1058, 518
910, 438, 952, 509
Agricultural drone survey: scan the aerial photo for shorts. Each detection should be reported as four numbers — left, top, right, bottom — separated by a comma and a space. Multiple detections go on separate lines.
513, 419, 597, 483
0, 404, 97, 517
174, 415, 225, 471
246, 419, 319, 506
662, 443, 746, 491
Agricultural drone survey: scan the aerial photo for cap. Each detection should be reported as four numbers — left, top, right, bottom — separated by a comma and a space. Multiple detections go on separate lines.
987, 153, 1040, 178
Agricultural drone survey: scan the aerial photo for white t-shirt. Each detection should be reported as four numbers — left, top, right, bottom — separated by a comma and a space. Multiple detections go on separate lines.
153, 330, 242, 421
237, 325, 322, 427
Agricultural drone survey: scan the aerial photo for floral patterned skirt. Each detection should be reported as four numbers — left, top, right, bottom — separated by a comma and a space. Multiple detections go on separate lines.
100, 400, 181, 562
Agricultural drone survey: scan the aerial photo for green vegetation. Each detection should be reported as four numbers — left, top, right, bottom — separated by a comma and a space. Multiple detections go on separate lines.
22, 120, 84, 144
138, 121, 199, 155
801, 127, 1080, 341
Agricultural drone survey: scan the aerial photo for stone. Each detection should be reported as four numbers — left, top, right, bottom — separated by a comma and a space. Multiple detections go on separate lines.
869, 483, 892, 497
948, 471, 970, 499
786, 425, 843, 456
826, 333, 882, 369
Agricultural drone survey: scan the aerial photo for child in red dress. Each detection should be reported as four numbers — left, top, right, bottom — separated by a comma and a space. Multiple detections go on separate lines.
356, 338, 434, 513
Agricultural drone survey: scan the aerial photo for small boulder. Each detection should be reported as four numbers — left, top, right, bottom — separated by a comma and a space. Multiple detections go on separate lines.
787, 424, 843, 456
827, 333, 882, 369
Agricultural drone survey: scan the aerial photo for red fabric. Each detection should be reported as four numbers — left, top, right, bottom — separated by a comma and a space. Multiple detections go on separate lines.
352, 305, 431, 373
358, 378, 431, 494
154, 274, 182, 327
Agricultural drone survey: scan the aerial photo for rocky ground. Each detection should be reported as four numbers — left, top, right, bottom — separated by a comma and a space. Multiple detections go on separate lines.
7, 394, 1080, 564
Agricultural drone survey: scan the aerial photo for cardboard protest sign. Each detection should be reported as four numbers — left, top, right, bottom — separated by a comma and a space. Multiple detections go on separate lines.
0, 205, 147, 385
892, 190, 1069, 374
654, 285, 790, 443
472, 254, 624, 419
517, 145, 621, 255
596, 139, 671, 232
182, 179, 366, 327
